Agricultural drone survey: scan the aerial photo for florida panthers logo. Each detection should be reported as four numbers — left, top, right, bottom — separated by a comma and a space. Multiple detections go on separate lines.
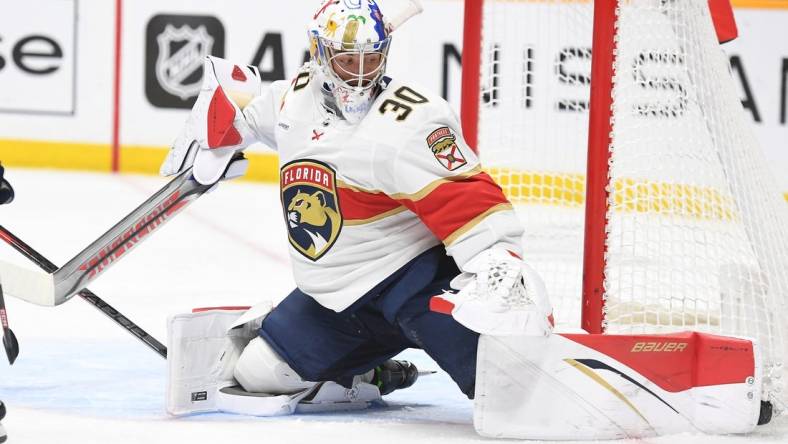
427, 127, 467, 171
281, 160, 343, 261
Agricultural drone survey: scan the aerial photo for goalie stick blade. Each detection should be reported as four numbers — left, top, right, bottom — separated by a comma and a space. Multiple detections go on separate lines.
0, 226, 167, 359
0, 261, 55, 306
2, 328, 18, 365
50, 166, 214, 304
0, 284, 19, 365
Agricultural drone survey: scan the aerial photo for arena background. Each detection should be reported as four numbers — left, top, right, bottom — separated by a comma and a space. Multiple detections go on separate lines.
0, 0, 786, 197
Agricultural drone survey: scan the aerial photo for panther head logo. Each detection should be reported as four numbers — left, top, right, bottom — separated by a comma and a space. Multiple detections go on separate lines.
287, 189, 341, 258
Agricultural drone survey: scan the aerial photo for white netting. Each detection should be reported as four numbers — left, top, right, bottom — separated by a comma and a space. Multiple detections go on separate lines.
479, 0, 594, 328
477, 0, 788, 406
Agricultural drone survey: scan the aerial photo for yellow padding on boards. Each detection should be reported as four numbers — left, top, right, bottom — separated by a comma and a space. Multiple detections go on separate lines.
488, 169, 788, 218
611, 178, 736, 221
0, 139, 280, 184
1, 140, 786, 205
731, 0, 788, 9
0, 139, 111, 172
488, 167, 586, 207
118, 146, 280, 183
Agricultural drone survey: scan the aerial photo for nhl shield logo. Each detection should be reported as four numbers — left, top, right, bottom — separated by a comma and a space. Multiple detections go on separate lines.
155, 24, 214, 100
281, 160, 343, 261
427, 127, 467, 171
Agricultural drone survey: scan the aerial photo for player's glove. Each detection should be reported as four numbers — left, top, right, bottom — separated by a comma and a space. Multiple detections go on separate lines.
161, 56, 261, 186
0, 164, 14, 205
436, 248, 554, 336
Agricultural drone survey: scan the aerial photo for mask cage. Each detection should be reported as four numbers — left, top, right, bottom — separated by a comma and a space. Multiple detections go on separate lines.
315, 36, 392, 91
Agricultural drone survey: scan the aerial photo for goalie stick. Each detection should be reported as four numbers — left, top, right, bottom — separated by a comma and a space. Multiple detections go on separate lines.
0, 164, 19, 365
0, 225, 167, 359
0, 283, 19, 365
0, 159, 238, 307
386, 0, 424, 32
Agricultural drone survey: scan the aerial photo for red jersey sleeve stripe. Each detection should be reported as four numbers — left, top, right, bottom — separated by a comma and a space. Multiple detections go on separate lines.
396, 172, 512, 243
338, 186, 403, 223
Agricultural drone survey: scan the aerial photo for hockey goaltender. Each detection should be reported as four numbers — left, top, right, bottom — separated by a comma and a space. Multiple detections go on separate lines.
161, 0, 775, 439
0, 0, 772, 440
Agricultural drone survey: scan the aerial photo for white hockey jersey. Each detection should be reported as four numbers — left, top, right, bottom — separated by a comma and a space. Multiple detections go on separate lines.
243, 66, 523, 312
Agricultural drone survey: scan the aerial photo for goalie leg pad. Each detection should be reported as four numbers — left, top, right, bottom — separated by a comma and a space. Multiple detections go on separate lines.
166, 302, 273, 416
474, 332, 762, 439
215, 384, 315, 417
167, 308, 249, 415
215, 380, 383, 416
234, 336, 316, 394
167, 303, 384, 417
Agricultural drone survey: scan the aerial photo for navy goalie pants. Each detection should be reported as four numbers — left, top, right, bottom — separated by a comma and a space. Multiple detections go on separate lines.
258, 245, 479, 398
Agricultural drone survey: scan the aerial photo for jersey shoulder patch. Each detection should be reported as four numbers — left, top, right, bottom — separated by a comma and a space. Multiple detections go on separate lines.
425, 126, 469, 172
365, 80, 476, 181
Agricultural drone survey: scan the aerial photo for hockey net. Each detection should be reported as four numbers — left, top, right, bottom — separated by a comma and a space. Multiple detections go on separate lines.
462, 0, 788, 408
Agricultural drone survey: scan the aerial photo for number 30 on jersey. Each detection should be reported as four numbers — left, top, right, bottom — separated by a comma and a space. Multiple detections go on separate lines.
379, 86, 429, 121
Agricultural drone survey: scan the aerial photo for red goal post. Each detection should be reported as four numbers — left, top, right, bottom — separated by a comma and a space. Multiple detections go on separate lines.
461, 0, 620, 335
461, 0, 788, 408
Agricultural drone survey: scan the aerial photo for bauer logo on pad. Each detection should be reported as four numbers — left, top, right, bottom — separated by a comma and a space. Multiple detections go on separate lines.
427, 127, 467, 171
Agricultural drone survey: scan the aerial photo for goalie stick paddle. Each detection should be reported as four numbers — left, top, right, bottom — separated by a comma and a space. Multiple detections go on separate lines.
53, 166, 215, 305
0, 283, 19, 365
0, 225, 167, 359
0, 155, 244, 356
0, 161, 228, 307
387, 0, 424, 32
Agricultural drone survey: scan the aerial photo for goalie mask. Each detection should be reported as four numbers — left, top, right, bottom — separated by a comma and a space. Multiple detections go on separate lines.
309, 0, 391, 124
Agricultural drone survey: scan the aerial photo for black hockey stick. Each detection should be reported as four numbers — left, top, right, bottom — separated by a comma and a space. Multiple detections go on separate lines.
0, 225, 167, 359
0, 155, 243, 356
0, 283, 19, 365
0, 164, 20, 365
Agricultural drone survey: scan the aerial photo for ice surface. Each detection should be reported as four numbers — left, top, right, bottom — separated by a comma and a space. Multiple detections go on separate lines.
0, 169, 785, 443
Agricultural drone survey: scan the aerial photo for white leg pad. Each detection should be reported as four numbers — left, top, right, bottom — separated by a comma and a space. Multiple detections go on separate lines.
215, 381, 383, 416
234, 336, 315, 394
167, 302, 383, 417
224, 337, 384, 415
474, 333, 762, 439
215, 385, 315, 416
166, 301, 273, 416
167, 308, 249, 415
